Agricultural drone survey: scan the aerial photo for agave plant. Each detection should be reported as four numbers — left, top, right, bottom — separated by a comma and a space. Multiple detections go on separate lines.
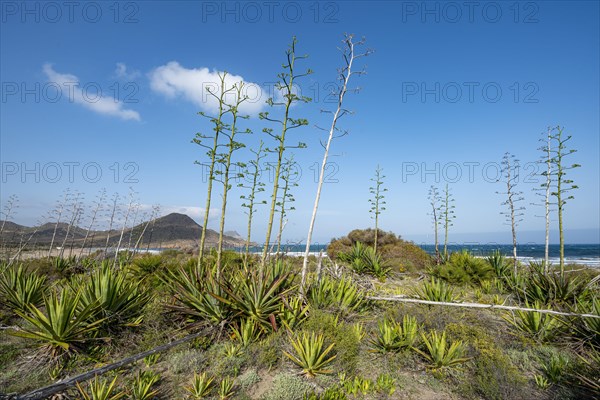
376, 373, 396, 396
503, 302, 561, 342
76, 264, 151, 329
284, 331, 337, 378
76, 375, 125, 400
11, 289, 103, 358
130, 370, 160, 400
307, 276, 364, 312
413, 277, 458, 302
217, 377, 236, 400
279, 295, 309, 330
362, 246, 391, 279
338, 242, 368, 274
568, 297, 600, 347
184, 371, 215, 399
212, 267, 294, 332
230, 318, 261, 347
486, 250, 511, 278
414, 330, 469, 369
161, 266, 231, 326
540, 353, 569, 384
0, 264, 47, 313
368, 315, 419, 353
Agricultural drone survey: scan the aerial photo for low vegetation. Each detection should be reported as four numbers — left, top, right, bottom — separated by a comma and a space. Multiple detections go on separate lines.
1, 241, 598, 399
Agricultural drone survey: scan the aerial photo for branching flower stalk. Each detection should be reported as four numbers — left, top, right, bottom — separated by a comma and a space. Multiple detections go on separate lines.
114, 188, 137, 266
104, 192, 120, 255
369, 165, 387, 254
133, 205, 160, 256
215, 83, 250, 273
275, 157, 298, 257
0, 194, 19, 238
239, 141, 267, 259
499, 153, 525, 275
428, 185, 442, 265
59, 191, 83, 259
194, 72, 234, 267
79, 188, 106, 258
260, 36, 312, 266
0, 194, 19, 260
441, 184, 456, 259
301, 34, 370, 293
48, 189, 69, 259
549, 126, 580, 276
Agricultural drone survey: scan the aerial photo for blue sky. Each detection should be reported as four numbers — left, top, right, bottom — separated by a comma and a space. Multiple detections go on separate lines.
1, 0, 599, 245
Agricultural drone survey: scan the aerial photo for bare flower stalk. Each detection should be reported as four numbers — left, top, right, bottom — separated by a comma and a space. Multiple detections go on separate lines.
301, 34, 370, 293
59, 191, 83, 259
239, 141, 267, 259
499, 153, 525, 275
48, 189, 69, 259
104, 192, 120, 256
114, 188, 137, 266
79, 188, 106, 258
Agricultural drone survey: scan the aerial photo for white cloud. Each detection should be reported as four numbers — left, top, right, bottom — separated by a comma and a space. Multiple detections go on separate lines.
114, 62, 141, 80
148, 61, 266, 115
42, 63, 141, 121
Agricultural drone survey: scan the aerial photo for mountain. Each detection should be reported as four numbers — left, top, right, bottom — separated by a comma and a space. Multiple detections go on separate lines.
0, 213, 248, 250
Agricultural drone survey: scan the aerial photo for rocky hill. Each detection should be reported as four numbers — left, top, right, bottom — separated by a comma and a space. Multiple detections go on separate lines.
0, 213, 248, 250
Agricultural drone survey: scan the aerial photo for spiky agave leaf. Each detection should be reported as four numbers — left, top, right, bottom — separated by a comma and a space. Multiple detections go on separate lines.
11, 289, 104, 358
284, 331, 337, 378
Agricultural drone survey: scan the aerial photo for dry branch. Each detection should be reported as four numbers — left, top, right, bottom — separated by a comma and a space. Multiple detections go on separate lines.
366, 295, 600, 319
11, 329, 209, 400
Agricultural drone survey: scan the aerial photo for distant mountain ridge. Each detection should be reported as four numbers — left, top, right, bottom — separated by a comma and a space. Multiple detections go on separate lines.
0, 212, 248, 250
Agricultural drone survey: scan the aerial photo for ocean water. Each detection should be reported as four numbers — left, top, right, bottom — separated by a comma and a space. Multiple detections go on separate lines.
240, 243, 600, 268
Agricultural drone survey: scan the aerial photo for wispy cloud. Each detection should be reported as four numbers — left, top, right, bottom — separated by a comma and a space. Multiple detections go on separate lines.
114, 62, 141, 80
42, 63, 141, 121
148, 61, 266, 115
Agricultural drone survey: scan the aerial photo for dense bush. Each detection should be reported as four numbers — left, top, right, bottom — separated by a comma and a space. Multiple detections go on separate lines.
327, 229, 431, 272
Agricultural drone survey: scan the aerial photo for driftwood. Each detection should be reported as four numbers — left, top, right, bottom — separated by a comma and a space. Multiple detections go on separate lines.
10, 329, 208, 400
366, 295, 600, 319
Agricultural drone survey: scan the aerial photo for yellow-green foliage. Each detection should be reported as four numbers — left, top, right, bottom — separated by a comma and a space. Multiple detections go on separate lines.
446, 323, 527, 400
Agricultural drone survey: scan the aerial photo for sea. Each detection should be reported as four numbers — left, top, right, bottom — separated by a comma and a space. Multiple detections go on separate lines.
103, 243, 600, 269
237, 243, 600, 268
